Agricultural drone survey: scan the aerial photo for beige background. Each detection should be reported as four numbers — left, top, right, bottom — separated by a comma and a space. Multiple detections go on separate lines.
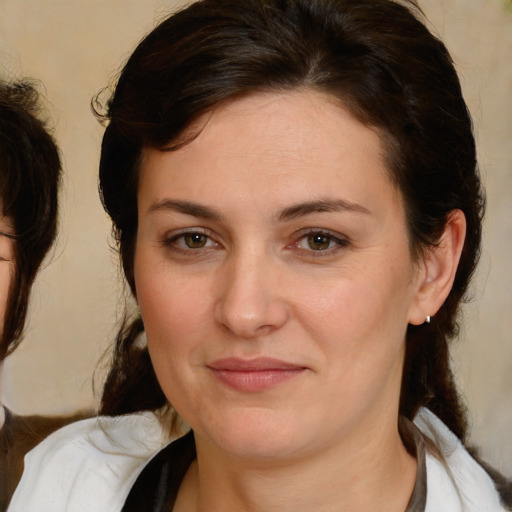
1, 0, 511, 476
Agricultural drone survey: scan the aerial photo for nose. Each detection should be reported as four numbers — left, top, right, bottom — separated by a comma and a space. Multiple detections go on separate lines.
214, 251, 289, 338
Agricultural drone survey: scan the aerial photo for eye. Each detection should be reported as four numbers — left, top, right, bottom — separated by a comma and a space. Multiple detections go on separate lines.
292, 230, 348, 254
305, 233, 332, 251
183, 232, 209, 249
164, 229, 219, 252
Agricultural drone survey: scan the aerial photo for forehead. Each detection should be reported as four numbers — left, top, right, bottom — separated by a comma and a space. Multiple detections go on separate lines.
138, 90, 399, 216
179, 90, 385, 162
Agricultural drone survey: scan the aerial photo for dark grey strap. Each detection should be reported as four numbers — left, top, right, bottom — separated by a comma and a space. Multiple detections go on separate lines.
121, 430, 196, 512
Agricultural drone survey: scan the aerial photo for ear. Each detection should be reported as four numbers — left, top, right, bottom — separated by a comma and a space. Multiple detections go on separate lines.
408, 209, 466, 326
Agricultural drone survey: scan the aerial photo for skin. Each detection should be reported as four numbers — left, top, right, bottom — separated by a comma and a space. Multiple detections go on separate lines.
0, 215, 14, 427
134, 90, 465, 511
0, 215, 14, 337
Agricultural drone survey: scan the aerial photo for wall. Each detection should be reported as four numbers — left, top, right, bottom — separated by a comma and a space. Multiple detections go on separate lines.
1, 0, 511, 476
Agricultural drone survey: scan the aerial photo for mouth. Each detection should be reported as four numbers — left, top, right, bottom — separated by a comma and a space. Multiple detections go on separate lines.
207, 357, 307, 392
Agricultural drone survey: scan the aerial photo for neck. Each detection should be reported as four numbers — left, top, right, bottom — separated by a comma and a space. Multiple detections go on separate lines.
175, 417, 416, 512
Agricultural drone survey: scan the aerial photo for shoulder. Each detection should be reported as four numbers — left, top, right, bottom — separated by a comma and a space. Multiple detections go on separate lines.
3, 407, 92, 450
8, 411, 172, 512
1, 408, 91, 510
414, 408, 507, 512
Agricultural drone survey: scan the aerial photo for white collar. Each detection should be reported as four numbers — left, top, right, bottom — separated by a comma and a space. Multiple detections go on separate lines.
414, 408, 506, 512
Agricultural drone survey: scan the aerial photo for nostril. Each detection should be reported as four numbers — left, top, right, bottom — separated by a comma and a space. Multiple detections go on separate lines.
214, 290, 289, 338
213, 256, 289, 337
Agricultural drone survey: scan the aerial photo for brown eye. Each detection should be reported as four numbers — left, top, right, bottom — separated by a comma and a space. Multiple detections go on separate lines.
163, 229, 219, 253
184, 233, 208, 248
307, 233, 331, 251
292, 230, 349, 255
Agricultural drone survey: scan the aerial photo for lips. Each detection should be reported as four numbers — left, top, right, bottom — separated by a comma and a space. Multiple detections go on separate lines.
207, 357, 306, 392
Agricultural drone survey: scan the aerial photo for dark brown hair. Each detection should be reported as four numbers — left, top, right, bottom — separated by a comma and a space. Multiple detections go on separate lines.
98, 0, 483, 441
0, 80, 62, 361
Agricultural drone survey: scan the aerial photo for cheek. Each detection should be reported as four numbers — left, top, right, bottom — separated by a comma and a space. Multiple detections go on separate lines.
137, 272, 206, 349
295, 272, 410, 423
295, 261, 413, 386
136, 273, 197, 409
298, 263, 411, 343
135, 268, 225, 423
134, 252, 214, 388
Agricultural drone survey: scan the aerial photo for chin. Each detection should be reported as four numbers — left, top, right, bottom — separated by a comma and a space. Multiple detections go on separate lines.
196, 408, 312, 460
216, 432, 303, 461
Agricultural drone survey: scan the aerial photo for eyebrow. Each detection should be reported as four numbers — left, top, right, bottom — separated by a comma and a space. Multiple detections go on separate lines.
147, 197, 371, 222
148, 199, 223, 221
278, 198, 371, 221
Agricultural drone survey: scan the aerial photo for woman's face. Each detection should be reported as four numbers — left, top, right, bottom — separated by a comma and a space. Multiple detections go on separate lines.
135, 91, 426, 460
0, 215, 14, 332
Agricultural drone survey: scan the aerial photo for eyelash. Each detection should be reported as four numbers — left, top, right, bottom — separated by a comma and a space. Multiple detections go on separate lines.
161, 228, 349, 258
290, 229, 349, 257
162, 228, 219, 255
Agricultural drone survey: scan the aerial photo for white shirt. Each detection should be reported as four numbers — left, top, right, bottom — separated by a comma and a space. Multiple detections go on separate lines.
8, 412, 170, 512
8, 408, 506, 511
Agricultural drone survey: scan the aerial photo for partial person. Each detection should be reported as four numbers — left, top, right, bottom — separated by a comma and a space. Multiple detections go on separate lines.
0, 80, 89, 512
9, 1, 511, 510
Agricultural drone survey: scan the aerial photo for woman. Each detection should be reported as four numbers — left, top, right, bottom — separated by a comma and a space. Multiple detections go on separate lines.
0, 80, 89, 512
0, 80, 61, 509
9, 0, 509, 510
0, 80, 60, 362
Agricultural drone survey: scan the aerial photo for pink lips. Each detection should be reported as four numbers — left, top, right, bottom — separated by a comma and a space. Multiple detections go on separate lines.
207, 357, 306, 392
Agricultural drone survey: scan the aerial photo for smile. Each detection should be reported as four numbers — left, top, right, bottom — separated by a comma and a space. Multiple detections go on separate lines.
207, 357, 307, 392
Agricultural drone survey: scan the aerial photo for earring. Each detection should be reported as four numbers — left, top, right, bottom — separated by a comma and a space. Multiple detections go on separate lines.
425, 315, 431, 324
